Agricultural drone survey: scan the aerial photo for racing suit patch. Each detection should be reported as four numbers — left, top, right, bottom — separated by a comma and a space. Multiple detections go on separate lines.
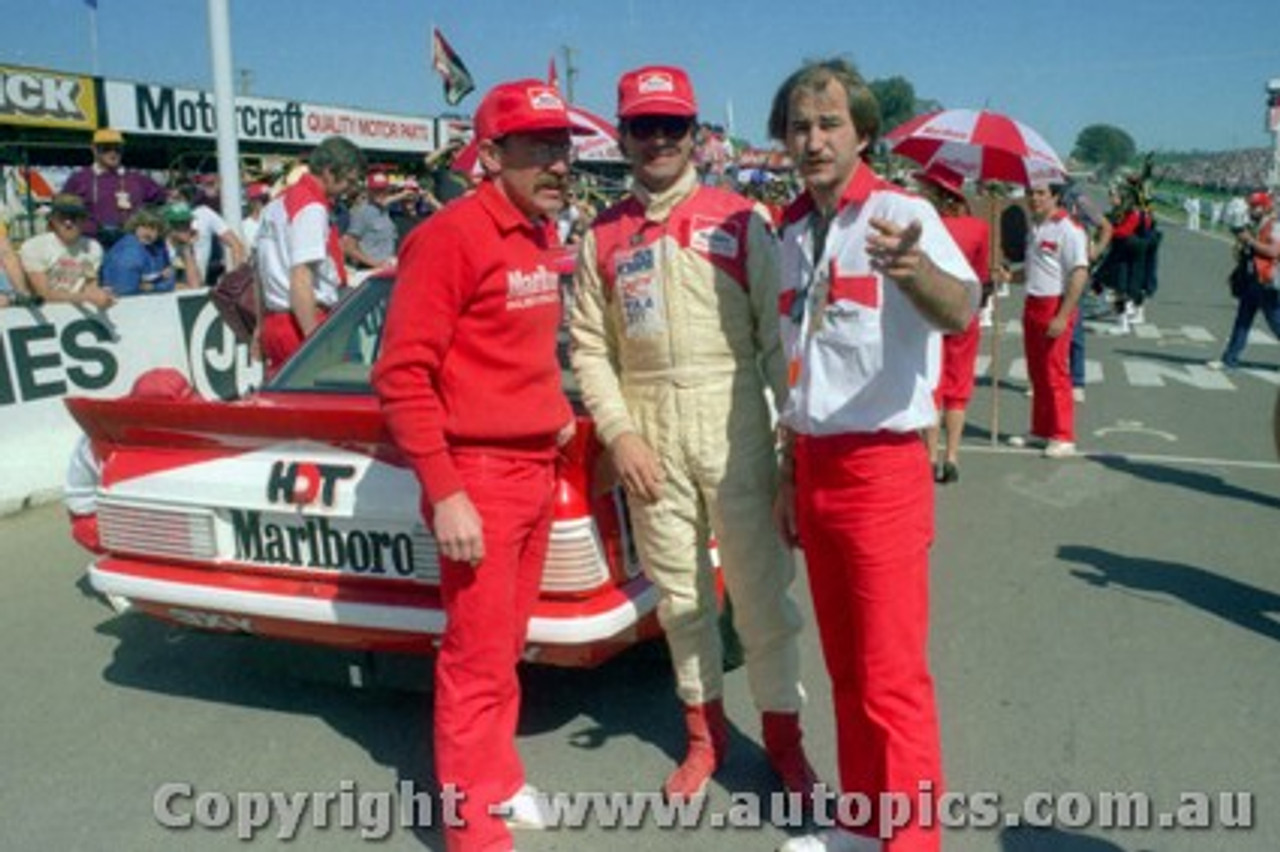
689, 216, 741, 259
615, 245, 667, 338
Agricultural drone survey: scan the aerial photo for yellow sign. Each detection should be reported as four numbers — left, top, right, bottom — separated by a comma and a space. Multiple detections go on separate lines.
0, 64, 98, 130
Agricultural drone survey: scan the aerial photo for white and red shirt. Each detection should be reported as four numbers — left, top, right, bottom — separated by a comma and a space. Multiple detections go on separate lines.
1024, 211, 1088, 297
256, 172, 346, 311
778, 163, 978, 435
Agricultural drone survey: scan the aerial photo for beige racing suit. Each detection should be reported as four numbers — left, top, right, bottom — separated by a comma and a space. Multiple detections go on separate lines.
571, 167, 803, 711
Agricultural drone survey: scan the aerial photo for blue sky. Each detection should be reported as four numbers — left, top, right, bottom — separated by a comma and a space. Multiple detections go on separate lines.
4, 0, 1278, 155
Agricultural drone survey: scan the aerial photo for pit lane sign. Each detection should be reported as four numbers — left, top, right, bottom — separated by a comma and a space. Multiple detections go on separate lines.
103, 80, 436, 154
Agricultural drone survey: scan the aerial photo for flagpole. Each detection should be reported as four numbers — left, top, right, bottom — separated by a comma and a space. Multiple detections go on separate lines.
88, 4, 99, 76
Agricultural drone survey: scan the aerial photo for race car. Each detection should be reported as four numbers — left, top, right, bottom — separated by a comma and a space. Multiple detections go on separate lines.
65, 274, 665, 668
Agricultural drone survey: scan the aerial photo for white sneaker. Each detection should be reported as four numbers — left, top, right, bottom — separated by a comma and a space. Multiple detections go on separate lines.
1206, 359, 1226, 371
1007, 434, 1045, 449
778, 827, 881, 852
996, 282, 1010, 298
1131, 305, 1146, 325
1072, 387, 1085, 403
978, 304, 994, 328
1043, 440, 1077, 458
493, 784, 552, 830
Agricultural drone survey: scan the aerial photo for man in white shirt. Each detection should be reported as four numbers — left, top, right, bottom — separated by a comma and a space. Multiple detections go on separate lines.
19, 194, 114, 309
255, 137, 366, 375
999, 181, 1089, 457
768, 58, 976, 852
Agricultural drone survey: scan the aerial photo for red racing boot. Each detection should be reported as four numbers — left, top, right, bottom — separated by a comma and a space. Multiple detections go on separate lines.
663, 700, 729, 798
763, 711, 820, 802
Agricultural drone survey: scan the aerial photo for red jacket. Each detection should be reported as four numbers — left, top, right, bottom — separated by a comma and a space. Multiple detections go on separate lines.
373, 181, 572, 504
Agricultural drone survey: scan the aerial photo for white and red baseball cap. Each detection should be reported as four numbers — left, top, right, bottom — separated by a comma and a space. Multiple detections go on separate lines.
473, 79, 581, 142
617, 65, 698, 119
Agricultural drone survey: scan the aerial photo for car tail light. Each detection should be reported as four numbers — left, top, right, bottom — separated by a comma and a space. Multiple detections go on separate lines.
541, 517, 612, 596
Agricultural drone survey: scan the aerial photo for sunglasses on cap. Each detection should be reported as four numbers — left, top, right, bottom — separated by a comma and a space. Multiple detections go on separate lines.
625, 115, 694, 141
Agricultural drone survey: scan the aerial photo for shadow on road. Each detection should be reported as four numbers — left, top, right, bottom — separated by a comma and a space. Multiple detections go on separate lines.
1090, 455, 1280, 511
1000, 825, 1144, 851
1060, 544, 1280, 644
92, 613, 785, 847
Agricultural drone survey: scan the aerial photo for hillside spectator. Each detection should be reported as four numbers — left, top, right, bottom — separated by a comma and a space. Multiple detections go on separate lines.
161, 203, 203, 288
61, 128, 167, 249
342, 172, 403, 269
100, 208, 178, 296
240, 182, 271, 249
18, 194, 114, 309
172, 182, 246, 285
0, 215, 31, 306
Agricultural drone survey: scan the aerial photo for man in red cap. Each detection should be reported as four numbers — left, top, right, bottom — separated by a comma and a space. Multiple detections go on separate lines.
913, 164, 990, 483
571, 65, 815, 802
342, 172, 407, 270
372, 78, 577, 852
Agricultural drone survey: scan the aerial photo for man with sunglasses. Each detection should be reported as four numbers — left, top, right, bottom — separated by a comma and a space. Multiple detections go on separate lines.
61, 128, 167, 250
374, 79, 577, 852
571, 65, 814, 802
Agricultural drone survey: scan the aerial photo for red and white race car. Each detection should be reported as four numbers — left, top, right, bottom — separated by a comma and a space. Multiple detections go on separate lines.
65, 274, 664, 668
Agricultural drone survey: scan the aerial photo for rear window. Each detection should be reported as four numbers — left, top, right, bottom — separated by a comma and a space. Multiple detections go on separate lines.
269, 274, 581, 398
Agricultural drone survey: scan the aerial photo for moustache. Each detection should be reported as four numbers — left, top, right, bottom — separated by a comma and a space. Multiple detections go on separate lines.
534, 177, 567, 192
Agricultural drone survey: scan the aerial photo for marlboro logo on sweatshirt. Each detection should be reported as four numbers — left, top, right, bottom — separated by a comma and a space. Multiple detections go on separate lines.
506, 264, 559, 310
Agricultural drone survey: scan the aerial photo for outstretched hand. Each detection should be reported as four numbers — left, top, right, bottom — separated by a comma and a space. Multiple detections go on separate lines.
867, 217, 931, 287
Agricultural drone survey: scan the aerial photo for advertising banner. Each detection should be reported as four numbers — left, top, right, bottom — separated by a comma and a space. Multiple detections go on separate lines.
102, 80, 436, 154
0, 64, 98, 131
0, 290, 262, 514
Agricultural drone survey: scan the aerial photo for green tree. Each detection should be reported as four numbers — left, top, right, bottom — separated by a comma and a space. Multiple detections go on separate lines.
870, 76, 917, 134
1072, 124, 1136, 174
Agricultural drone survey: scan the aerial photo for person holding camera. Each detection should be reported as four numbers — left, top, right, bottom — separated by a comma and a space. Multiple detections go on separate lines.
1209, 190, 1280, 370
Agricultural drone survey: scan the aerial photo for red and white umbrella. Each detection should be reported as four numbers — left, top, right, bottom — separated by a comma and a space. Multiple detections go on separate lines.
451, 105, 623, 177
885, 108, 1066, 187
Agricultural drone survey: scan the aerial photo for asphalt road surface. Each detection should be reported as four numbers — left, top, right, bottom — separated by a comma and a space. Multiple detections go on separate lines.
2, 218, 1277, 852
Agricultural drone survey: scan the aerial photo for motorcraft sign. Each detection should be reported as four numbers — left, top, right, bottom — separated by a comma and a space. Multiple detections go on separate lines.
103, 80, 435, 153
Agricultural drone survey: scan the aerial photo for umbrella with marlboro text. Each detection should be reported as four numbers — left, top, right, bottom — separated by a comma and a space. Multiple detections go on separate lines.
885, 108, 1066, 187
887, 108, 1065, 446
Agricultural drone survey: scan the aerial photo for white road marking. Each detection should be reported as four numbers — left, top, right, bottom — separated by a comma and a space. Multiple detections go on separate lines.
1092, 419, 1178, 441
1121, 361, 1237, 389
962, 444, 1280, 472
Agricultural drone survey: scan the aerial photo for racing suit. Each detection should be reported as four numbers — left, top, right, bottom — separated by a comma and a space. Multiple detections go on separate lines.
571, 166, 804, 714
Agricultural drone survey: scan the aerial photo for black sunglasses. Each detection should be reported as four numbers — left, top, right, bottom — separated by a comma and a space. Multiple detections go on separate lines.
625, 116, 694, 141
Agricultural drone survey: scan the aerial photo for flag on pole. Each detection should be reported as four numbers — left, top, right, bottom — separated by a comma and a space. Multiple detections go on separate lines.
548, 56, 559, 91
431, 27, 475, 106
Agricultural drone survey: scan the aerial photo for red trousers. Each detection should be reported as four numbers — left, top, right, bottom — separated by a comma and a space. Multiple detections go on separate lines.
935, 315, 980, 410
433, 452, 556, 852
261, 308, 328, 378
795, 432, 941, 852
1022, 295, 1074, 441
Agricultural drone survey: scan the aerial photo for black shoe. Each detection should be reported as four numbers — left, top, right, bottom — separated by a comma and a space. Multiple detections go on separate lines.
938, 461, 960, 484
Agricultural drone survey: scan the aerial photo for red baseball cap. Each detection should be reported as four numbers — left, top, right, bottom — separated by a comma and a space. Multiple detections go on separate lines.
473, 79, 580, 142
129, 368, 196, 401
617, 65, 697, 119
245, 182, 270, 200
1247, 190, 1272, 211
914, 163, 966, 201
367, 172, 392, 191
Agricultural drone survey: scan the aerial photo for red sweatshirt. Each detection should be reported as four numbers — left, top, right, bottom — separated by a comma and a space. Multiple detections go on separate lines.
372, 181, 572, 505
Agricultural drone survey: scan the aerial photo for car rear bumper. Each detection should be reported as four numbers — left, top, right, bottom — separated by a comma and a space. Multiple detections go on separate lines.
89, 558, 661, 667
